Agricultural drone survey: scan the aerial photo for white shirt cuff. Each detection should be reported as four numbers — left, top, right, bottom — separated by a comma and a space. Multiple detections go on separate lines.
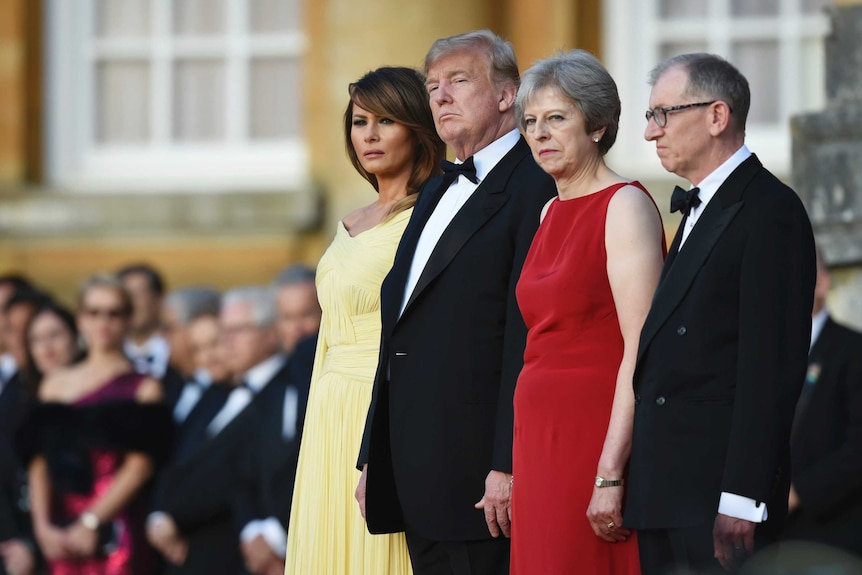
258, 517, 287, 558
240, 520, 263, 542
718, 492, 768, 523
146, 511, 170, 530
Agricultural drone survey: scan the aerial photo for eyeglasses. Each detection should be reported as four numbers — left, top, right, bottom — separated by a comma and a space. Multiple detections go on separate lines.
645, 101, 717, 128
81, 307, 128, 320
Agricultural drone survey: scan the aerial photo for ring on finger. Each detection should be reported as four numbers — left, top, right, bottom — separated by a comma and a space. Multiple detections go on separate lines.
607, 521, 616, 530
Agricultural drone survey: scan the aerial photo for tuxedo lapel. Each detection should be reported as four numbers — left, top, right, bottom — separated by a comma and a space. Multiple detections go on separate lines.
637, 155, 763, 367
659, 215, 686, 284
400, 138, 530, 316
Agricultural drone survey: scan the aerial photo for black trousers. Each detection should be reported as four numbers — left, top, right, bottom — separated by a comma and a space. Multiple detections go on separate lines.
405, 528, 510, 575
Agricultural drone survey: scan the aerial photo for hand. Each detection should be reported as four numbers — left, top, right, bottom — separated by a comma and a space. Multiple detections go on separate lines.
788, 484, 800, 513
146, 514, 187, 565
474, 470, 512, 538
0, 539, 36, 575
355, 464, 368, 519
586, 486, 631, 543
713, 513, 755, 572
35, 522, 71, 561
63, 521, 99, 558
241, 535, 279, 574
263, 556, 286, 575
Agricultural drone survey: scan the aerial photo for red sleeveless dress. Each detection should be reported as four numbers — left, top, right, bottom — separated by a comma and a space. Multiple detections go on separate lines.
511, 182, 662, 574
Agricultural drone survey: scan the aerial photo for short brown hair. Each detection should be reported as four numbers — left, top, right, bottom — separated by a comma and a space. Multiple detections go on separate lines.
77, 273, 133, 317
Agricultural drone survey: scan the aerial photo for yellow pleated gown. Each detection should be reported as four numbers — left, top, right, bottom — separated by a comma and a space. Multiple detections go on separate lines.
285, 209, 413, 575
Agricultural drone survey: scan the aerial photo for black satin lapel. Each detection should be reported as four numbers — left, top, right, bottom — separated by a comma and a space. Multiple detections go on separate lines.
636, 200, 743, 366
380, 177, 449, 332
402, 188, 509, 313
659, 216, 687, 284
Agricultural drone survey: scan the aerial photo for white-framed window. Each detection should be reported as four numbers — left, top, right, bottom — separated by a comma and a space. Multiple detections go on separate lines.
603, 0, 832, 180
45, 0, 308, 193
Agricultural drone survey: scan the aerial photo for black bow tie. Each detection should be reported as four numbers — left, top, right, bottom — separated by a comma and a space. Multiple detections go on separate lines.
441, 157, 479, 184
670, 185, 701, 216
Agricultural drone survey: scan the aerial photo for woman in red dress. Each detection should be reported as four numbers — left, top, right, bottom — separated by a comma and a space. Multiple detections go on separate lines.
510, 50, 666, 574
18, 275, 171, 575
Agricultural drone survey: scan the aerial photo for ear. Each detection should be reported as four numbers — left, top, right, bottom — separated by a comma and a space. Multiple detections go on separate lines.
498, 82, 517, 113
707, 101, 732, 137
590, 126, 607, 143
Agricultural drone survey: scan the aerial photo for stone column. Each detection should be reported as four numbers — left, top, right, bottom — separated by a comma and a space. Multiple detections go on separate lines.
792, 0, 862, 327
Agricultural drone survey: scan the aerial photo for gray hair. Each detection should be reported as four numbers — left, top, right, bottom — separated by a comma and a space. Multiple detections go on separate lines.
516, 50, 621, 156
221, 286, 276, 327
272, 264, 316, 288
648, 53, 750, 131
424, 29, 520, 88
165, 286, 221, 324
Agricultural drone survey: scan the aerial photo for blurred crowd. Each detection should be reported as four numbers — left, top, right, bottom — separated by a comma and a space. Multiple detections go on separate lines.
0, 263, 321, 575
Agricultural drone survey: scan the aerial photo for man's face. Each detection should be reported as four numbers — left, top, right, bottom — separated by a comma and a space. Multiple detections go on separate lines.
219, 302, 277, 376
644, 66, 713, 183
161, 305, 194, 376
122, 272, 162, 336
275, 283, 321, 355
7, 303, 36, 367
425, 49, 510, 159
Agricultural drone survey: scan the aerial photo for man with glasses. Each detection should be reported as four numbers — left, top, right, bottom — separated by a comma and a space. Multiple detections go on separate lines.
624, 53, 816, 574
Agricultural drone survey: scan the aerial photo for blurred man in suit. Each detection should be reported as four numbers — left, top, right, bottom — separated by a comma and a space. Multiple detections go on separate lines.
782, 247, 862, 556
147, 286, 293, 575
272, 265, 321, 357
119, 264, 171, 379
625, 53, 815, 574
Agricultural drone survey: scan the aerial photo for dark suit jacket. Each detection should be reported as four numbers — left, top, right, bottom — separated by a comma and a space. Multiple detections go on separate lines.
155, 362, 291, 575
782, 317, 862, 555
234, 336, 315, 533
358, 136, 556, 541
0, 373, 34, 545
625, 154, 816, 537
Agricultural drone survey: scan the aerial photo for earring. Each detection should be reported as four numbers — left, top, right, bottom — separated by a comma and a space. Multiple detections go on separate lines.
593, 136, 600, 143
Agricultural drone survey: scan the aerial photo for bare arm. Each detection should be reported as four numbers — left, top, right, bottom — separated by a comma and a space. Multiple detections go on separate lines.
587, 185, 664, 542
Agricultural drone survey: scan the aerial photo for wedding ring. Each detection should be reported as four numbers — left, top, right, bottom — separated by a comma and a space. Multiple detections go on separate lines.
607, 521, 616, 530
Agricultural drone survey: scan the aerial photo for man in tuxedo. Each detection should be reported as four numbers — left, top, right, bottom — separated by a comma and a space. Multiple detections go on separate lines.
147, 286, 290, 575
162, 287, 222, 423
781, 247, 862, 556
0, 281, 43, 575
272, 265, 321, 356
119, 264, 172, 379
625, 53, 816, 574
357, 29, 555, 574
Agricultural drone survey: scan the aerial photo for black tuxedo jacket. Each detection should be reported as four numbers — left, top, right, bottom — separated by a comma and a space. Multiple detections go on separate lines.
625, 155, 816, 535
0, 373, 33, 548
782, 317, 862, 555
235, 336, 315, 531
155, 362, 290, 575
358, 136, 556, 541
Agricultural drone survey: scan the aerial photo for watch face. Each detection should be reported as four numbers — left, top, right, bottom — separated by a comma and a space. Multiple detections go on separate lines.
595, 477, 603, 487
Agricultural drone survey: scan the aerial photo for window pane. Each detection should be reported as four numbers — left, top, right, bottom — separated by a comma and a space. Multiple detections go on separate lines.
731, 40, 780, 124
660, 41, 708, 62
174, 0, 225, 36
799, 38, 826, 112
659, 0, 707, 19
96, 61, 150, 143
249, 58, 301, 139
249, 0, 302, 33
802, 0, 833, 14
731, 0, 779, 17
95, 0, 150, 38
174, 60, 225, 141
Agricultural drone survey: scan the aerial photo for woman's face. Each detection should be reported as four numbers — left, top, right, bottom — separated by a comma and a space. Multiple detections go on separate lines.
350, 102, 417, 181
28, 311, 77, 376
522, 87, 604, 181
78, 287, 129, 352
188, 315, 232, 384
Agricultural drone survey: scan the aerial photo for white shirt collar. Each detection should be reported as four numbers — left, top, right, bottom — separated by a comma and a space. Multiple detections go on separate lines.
0, 354, 17, 382
456, 129, 520, 183
242, 354, 286, 393
690, 144, 752, 211
810, 309, 829, 351
193, 367, 213, 388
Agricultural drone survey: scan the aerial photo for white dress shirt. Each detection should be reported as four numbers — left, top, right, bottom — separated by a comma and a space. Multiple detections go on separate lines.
810, 309, 828, 352
679, 144, 752, 248
206, 354, 285, 437
0, 354, 17, 394
125, 334, 171, 379
680, 144, 766, 522
171, 368, 213, 424
400, 129, 521, 317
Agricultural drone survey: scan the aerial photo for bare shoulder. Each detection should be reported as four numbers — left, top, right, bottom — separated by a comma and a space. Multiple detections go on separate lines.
135, 376, 164, 404
606, 184, 663, 247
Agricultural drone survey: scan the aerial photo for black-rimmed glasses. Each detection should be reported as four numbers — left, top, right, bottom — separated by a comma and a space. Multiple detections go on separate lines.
645, 101, 717, 127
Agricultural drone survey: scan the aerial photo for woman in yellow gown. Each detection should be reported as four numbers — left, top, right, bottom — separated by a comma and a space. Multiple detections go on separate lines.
284, 67, 445, 574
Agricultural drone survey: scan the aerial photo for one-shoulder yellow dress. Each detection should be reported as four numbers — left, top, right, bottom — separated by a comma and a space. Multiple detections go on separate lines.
284, 208, 413, 575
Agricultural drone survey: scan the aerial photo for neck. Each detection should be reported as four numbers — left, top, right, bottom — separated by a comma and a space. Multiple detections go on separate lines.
129, 329, 157, 346
451, 115, 516, 160
85, 346, 127, 365
687, 136, 744, 186
375, 171, 412, 205
554, 156, 614, 200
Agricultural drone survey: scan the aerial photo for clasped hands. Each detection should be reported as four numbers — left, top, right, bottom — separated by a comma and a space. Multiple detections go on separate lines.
34, 519, 101, 561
